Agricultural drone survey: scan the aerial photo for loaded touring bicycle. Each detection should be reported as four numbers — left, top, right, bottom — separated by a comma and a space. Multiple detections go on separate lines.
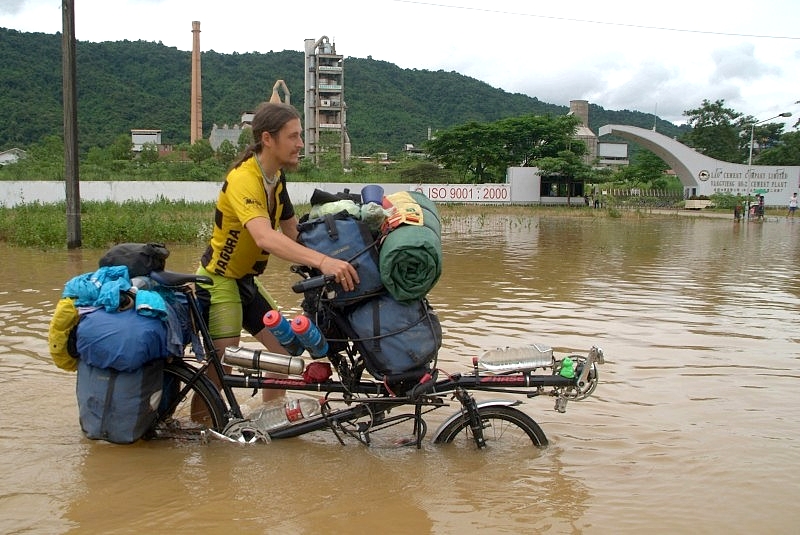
50, 190, 603, 449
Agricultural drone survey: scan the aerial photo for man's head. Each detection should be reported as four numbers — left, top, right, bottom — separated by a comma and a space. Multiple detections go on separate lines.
252, 102, 304, 171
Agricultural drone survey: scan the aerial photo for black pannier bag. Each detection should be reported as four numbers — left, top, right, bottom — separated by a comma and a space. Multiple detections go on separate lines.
76, 358, 164, 444
346, 293, 442, 379
297, 212, 384, 307
98, 242, 170, 277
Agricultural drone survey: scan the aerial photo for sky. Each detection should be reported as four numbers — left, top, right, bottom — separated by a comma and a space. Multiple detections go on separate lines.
2, 0, 800, 129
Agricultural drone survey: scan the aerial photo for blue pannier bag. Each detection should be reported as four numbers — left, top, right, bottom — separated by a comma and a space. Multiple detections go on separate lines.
76, 358, 164, 444
297, 212, 384, 307
346, 294, 442, 379
76, 307, 168, 372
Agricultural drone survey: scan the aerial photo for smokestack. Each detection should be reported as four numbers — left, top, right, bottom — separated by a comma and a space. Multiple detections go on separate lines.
190, 21, 202, 144
569, 100, 589, 127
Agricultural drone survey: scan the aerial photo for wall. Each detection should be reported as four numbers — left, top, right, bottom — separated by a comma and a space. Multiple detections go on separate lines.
0, 170, 547, 208
0, 181, 413, 208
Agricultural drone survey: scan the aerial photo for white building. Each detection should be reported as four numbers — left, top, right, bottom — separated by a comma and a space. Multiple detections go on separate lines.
0, 148, 26, 165
130, 129, 162, 152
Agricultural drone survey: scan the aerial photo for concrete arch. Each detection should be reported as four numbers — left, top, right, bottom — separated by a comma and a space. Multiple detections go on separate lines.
599, 124, 800, 204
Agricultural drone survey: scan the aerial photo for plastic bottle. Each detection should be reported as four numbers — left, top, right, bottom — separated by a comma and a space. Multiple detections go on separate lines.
247, 398, 324, 432
263, 310, 305, 356
477, 344, 554, 372
559, 357, 575, 378
290, 315, 329, 358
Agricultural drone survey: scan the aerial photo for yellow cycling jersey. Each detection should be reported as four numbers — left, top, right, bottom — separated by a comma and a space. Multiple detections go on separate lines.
201, 156, 294, 278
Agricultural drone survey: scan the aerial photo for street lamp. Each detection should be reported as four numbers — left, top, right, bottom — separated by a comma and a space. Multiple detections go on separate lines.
748, 112, 792, 165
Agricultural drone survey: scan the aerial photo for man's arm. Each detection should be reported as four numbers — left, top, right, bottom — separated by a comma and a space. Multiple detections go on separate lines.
246, 216, 359, 291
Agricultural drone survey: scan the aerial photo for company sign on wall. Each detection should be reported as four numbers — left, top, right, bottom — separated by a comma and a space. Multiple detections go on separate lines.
697, 167, 794, 196
412, 184, 511, 203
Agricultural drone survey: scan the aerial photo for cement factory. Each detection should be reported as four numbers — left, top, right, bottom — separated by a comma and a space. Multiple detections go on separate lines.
189, 22, 351, 165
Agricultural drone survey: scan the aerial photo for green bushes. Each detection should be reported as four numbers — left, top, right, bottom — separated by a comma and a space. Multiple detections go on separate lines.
0, 200, 215, 248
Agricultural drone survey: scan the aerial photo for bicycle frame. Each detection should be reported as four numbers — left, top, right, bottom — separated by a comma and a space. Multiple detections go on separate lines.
150, 269, 604, 448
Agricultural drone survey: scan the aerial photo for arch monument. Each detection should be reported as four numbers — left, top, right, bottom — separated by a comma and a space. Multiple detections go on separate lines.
599, 124, 800, 205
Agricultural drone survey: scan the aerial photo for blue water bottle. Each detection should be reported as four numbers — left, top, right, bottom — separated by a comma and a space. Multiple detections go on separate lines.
290, 315, 329, 358
263, 310, 305, 356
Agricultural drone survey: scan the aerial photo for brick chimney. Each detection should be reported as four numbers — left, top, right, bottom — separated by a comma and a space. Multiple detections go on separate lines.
190, 21, 202, 144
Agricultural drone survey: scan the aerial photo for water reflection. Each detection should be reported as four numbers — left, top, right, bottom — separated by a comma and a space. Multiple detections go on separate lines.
1, 215, 800, 533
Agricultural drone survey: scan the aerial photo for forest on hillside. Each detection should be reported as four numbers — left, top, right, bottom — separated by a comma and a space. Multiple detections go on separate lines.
0, 27, 687, 156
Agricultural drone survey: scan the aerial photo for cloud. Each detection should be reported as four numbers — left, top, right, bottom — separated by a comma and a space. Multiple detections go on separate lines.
1, 0, 799, 129
0, 0, 27, 15
710, 43, 781, 83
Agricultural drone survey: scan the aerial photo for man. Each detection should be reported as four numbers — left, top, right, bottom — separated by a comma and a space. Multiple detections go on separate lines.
196, 101, 359, 402
788, 192, 798, 218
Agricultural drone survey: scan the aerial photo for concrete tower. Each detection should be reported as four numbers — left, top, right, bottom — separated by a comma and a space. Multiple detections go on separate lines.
190, 21, 202, 144
569, 99, 589, 127
304, 36, 350, 165
569, 99, 597, 164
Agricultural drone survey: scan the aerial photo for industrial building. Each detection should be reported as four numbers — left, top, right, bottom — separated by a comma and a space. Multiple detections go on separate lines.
304, 36, 350, 165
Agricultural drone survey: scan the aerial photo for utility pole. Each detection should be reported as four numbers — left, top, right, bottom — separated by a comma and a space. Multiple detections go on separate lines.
63, 0, 81, 248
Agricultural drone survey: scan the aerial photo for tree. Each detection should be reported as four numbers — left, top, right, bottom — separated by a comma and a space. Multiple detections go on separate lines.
755, 131, 800, 166
681, 99, 744, 163
535, 149, 591, 204
27, 135, 64, 162
237, 127, 252, 153
108, 134, 133, 161
139, 142, 160, 164
424, 114, 583, 183
215, 140, 237, 168
85, 145, 110, 167
748, 122, 786, 163
11, 135, 65, 180
613, 149, 671, 187
187, 139, 214, 164
424, 121, 506, 182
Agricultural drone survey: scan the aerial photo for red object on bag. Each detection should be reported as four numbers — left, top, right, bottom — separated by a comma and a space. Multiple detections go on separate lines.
302, 361, 332, 384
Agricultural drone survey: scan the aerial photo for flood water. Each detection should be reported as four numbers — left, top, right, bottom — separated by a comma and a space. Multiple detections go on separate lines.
1, 212, 799, 534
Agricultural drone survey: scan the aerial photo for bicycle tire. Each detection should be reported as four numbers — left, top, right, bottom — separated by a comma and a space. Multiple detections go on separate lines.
434, 405, 548, 450
154, 360, 228, 439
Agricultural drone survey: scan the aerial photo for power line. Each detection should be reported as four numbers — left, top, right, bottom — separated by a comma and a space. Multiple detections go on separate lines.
389, 0, 800, 41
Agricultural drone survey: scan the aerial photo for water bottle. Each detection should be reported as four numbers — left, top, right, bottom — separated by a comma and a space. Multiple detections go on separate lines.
478, 344, 554, 372
559, 357, 575, 378
222, 346, 305, 375
247, 398, 324, 432
290, 315, 329, 358
263, 310, 305, 356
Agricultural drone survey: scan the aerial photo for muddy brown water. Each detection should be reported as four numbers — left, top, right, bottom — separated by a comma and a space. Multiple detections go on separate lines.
1, 214, 799, 534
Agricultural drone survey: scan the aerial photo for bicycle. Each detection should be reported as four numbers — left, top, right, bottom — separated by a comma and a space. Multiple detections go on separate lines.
150, 267, 604, 450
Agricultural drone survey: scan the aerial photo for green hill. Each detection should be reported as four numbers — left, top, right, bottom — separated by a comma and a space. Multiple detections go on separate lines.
0, 27, 687, 156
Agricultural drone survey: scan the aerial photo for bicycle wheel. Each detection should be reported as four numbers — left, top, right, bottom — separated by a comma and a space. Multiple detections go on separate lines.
434, 405, 548, 450
153, 360, 228, 440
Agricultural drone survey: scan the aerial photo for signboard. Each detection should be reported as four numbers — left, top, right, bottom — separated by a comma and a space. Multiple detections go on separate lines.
412, 184, 511, 203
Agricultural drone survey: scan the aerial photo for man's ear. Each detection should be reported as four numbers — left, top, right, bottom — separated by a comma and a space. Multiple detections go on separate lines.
260, 130, 274, 148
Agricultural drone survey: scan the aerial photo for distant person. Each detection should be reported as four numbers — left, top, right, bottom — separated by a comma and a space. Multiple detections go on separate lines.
758, 195, 765, 221
788, 192, 798, 218
195, 101, 359, 403
734, 202, 742, 221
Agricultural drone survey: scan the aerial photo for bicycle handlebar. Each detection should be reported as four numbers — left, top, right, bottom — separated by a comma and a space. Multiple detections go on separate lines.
291, 274, 336, 293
